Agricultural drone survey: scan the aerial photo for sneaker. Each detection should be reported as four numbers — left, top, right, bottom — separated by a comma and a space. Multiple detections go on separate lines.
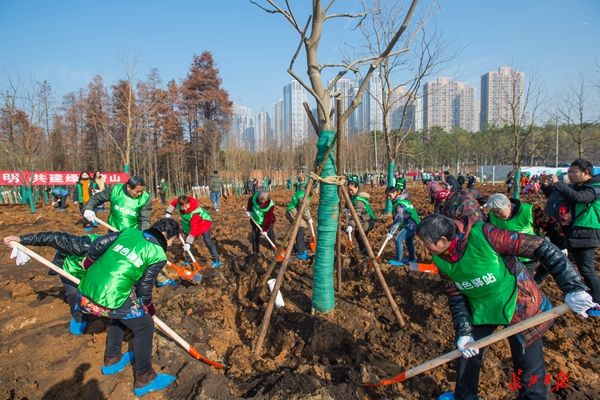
295, 251, 310, 261
388, 259, 405, 267
133, 370, 176, 397
69, 318, 87, 336
211, 260, 221, 268
101, 351, 134, 375
401, 258, 411, 265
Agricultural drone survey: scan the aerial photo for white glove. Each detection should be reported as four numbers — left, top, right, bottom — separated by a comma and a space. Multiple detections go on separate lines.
261, 230, 268, 236
561, 248, 568, 256
386, 233, 394, 241
246, 211, 252, 218
182, 243, 191, 252
10, 247, 31, 266
346, 225, 353, 234
308, 218, 313, 225
565, 291, 599, 318
83, 209, 96, 222
456, 336, 479, 358
164, 213, 171, 219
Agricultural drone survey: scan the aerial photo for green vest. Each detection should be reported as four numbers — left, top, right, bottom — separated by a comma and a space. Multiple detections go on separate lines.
433, 222, 518, 325
352, 195, 376, 221
251, 193, 274, 225
489, 202, 535, 263
108, 184, 150, 230
62, 234, 100, 280
179, 205, 212, 234
286, 190, 311, 212
395, 178, 406, 191
393, 197, 420, 224
78, 229, 167, 309
573, 182, 600, 229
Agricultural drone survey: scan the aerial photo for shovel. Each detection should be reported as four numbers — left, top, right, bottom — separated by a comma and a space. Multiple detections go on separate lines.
308, 218, 317, 252
376, 234, 393, 260
243, 208, 278, 251
363, 303, 570, 386
407, 261, 438, 274
179, 234, 207, 272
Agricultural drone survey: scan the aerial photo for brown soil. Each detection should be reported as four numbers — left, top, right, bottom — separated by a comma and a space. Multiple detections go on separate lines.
0, 183, 598, 400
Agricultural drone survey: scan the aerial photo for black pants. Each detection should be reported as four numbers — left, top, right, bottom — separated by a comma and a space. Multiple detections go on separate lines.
355, 220, 374, 254
60, 276, 85, 322
105, 314, 154, 376
455, 325, 547, 400
570, 247, 600, 303
201, 231, 219, 262
159, 192, 166, 205
294, 227, 306, 253
251, 223, 275, 255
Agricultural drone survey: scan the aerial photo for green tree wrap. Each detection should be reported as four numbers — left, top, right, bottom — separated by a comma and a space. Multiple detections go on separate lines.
385, 161, 395, 214
312, 130, 338, 312
513, 169, 521, 200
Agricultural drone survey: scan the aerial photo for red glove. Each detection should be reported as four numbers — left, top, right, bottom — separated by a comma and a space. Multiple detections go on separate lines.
82, 257, 94, 270
144, 303, 156, 316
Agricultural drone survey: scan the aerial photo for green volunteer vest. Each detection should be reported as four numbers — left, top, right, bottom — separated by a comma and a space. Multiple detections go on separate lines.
251, 193, 274, 225
62, 234, 100, 280
78, 229, 167, 309
352, 195, 376, 221
393, 198, 420, 224
433, 222, 518, 325
286, 190, 311, 212
489, 202, 535, 263
395, 178, 406, 191
108, 184, 150, 230
179, 205, 212, 234
573, 182, 600, 229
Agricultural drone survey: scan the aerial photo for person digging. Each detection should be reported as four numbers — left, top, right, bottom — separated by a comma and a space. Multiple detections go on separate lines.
285, 184, 316, 260
416, 213, 598, 400
345, 180, 376, 255
165, 195, 221, 268
246, 191, 276, 257
75, 218, 181, 397
385, 186, 419, 266
2, 231, 100, 336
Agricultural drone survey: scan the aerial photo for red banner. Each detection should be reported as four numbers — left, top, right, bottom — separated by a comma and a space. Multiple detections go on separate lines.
0, 171, 129, 186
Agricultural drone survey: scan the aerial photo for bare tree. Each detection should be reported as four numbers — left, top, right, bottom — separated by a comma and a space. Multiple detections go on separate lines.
253, 0, 419, 314
559, 75, 597, 158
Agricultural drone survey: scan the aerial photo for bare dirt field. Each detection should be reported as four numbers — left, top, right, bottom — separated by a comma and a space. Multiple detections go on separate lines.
0, 182, 598, 399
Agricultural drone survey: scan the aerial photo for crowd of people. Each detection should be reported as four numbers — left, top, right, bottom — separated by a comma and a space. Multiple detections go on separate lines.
3, 157, 600, 398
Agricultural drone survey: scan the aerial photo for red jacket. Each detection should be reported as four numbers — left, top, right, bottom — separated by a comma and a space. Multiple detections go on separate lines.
170, 197, 212, 237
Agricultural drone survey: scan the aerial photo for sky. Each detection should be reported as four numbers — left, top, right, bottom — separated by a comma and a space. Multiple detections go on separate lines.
1, 0, 599, 115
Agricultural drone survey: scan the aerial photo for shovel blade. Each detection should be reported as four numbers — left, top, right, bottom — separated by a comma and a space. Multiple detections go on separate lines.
277, 249, 285, 262
408, 261, 438, 274
192, 261, 207, 272
310, 241, 316, 252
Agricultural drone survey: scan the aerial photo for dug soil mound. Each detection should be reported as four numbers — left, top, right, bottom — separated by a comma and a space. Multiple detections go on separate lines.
0, 183, 598, 399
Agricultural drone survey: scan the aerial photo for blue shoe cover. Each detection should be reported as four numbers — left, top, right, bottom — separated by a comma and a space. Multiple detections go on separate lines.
588, 308, 600, 317
101, 351, 134, 375
157, 279, 177, 288
437, 392, 455, 400
295, 251, 310, 260
388, 259, 405, 267
133, 373, 176, 396
212, 260, 221, 268
69, 318, 87, 336
83, 227, 92, 232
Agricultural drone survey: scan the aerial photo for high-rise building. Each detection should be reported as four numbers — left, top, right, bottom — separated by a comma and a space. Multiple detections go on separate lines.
423, 77, 453, 132
229, 104, 254, 149
283, 80, 308, 149
423, 78, 479, 133
273, 98, 284, 149
333, 78, 355, 138
480, 66, 525, 130
454, 81, 479, 133
255, 111, 271, 151
358, 74, 384, 133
